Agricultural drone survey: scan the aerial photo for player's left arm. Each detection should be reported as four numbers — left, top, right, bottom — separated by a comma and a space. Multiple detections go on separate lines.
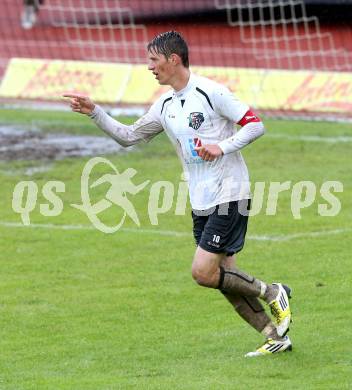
195, 86, 265, 161
217, 110, 265, 155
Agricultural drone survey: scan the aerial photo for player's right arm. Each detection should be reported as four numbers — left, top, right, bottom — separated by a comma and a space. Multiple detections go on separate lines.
63, 93, 163, 147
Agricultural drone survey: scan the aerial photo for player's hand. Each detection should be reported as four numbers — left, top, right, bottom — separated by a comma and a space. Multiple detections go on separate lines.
194, 144, 224, 161
62, 93, 95, 115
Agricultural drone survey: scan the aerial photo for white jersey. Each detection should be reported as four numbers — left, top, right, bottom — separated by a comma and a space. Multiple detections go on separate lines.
91, 74, 261, 211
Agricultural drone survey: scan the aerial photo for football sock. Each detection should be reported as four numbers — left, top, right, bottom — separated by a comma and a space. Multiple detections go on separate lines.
263, 283, 279, 304
261, 322, 284, 341
221, 291, 272, 333
218, 266, 267, 298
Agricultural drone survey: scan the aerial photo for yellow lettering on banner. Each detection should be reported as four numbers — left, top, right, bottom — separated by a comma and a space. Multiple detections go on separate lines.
285, 73, 352, 111
0, 58, 351, 114
194, 68, 352, 113
0, 58, 129, 102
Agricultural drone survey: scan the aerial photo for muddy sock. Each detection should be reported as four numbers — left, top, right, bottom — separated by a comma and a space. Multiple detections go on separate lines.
222, 292, 272, 334
261, 322, 284, 341
263, 283, 279, 304
218, 266, 267, 298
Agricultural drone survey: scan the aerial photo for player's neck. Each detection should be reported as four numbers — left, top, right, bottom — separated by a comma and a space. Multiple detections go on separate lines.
170, 68, 191, 92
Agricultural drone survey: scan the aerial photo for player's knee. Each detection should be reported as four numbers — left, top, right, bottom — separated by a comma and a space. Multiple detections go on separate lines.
191, 264, 214, 287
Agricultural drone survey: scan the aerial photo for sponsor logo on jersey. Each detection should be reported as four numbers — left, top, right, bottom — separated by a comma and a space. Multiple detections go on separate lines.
188, 138, 202, 157
188, 112, 204, 130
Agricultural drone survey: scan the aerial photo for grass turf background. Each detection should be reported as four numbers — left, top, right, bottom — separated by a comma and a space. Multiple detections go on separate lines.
0, 109, 351, 389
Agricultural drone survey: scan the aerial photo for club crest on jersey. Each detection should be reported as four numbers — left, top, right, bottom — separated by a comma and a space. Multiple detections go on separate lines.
188, 112, 204, 130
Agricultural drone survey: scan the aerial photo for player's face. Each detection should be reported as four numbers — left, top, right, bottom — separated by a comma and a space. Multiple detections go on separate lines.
147, 49, 175, 86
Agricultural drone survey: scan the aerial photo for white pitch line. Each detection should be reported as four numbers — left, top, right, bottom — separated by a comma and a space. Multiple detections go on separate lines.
267, 133, 352, 143
0, 221, 351, 242
248, 228, 352, 242
0, 221, 189, 237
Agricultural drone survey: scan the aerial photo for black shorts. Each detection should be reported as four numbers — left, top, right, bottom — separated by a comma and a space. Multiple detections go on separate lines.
192, 200, 250, 256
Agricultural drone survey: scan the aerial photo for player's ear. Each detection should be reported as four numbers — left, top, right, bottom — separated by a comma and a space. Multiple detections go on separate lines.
169, 53, 181, 65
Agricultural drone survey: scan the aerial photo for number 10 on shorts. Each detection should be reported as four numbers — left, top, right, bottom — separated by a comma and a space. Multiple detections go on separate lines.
212, 235, 220, 243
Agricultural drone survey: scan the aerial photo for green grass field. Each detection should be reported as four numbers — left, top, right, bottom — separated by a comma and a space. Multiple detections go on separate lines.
0, 108, 351, 389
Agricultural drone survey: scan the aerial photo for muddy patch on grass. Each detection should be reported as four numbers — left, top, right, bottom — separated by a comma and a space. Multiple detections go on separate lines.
0, 125, 127, 161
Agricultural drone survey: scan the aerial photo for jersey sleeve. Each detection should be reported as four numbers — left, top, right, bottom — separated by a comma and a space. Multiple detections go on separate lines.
212, 84, 249, 123
90, 101, 163, 147
130, 99, 164, 142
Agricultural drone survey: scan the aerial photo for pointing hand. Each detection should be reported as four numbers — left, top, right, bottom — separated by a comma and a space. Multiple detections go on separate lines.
63, 93, 95, 115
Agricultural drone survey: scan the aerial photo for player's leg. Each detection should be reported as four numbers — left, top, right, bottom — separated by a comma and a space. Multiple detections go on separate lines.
191, 246, 292, 356
215, 256, 292, 336
192, 201, 292, 336
192, 201, 271, 295
216, 255, 293, 357
192, 246, 276, 299
191, 246, 224, 288
192, 245, 275, 298
220, 255, 282, 340
191, 248, 270, 331
192, 210, 270, 337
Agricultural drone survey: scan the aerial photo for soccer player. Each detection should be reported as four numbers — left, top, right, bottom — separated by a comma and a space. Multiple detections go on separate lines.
21, 0, 44, 29
64, 31, 292, 357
